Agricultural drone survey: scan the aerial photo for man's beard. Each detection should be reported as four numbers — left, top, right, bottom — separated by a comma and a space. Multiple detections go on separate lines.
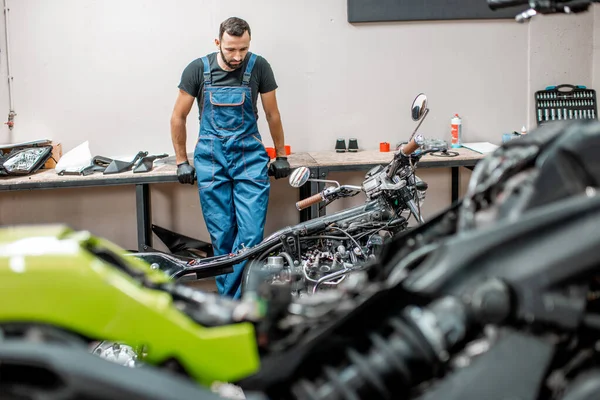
220, 48, 243, 70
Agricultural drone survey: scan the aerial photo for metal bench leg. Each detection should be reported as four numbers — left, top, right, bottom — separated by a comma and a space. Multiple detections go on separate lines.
136, 184, 152, 251
451, 167, 459, 203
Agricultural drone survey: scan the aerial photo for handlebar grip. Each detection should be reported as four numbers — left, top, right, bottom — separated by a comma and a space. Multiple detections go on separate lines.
401, 138, 420, 156
487, 0, 529, 10
296, 193, 325, 211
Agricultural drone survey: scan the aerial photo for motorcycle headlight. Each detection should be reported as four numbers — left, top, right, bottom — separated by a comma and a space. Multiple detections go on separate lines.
0, 146, 53, 176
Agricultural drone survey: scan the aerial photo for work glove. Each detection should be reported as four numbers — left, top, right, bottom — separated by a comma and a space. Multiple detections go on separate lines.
177, 160, 196, 185
268, 157, 291, 179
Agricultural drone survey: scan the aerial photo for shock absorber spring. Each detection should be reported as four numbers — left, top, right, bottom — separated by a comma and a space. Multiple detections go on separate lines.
291, 297, 470, 400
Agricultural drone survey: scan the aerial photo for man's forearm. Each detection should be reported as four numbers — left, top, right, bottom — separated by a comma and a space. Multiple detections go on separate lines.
171, 117, 189, 164
266, 113, 286, 157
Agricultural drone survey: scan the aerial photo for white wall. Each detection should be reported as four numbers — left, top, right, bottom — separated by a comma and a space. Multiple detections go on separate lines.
2, 0, 532, 154
0, 0, 9, 142
594, 5, 600, 89
0, 0, 597, 251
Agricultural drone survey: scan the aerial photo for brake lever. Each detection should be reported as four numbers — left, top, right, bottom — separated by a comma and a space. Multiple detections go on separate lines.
333, 185, 363, 199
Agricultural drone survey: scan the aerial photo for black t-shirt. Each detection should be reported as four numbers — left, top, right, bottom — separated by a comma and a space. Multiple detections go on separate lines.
178, 52, 278, 120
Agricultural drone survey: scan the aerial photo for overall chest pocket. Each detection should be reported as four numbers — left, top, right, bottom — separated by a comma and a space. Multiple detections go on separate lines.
209, 89, 246, 131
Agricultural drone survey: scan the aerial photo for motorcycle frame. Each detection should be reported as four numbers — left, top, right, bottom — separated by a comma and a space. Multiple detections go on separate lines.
134, 194, 413, 281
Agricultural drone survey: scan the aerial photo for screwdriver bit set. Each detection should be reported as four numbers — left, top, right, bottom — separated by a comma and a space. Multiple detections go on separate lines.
535, 84, 597, 126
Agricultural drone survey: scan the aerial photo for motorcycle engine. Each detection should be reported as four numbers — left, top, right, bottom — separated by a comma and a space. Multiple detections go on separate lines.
301, 246, 354, 288
262, 238, 371, 296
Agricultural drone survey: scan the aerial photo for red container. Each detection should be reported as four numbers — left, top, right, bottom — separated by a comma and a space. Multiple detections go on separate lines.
380, 142, 390, 152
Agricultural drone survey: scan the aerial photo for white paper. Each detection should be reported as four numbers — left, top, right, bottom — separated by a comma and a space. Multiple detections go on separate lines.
55, 141, 93, 174
462, 142, 499, 154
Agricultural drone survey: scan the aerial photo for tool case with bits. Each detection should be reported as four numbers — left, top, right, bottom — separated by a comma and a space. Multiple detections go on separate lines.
535, 84, 597, 126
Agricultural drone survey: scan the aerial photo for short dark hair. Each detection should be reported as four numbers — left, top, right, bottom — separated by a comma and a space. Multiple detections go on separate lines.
219, 17, 251, 40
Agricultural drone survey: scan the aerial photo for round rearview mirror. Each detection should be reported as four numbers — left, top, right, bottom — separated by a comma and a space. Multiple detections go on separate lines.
411, 93, 428, 121
289, 166, 311, 188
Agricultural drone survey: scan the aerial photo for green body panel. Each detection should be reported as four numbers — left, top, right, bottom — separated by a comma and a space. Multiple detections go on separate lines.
0, 225, 259, 386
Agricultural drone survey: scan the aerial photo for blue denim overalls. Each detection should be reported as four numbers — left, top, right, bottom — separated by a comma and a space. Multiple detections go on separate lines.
194, 52, 271, 299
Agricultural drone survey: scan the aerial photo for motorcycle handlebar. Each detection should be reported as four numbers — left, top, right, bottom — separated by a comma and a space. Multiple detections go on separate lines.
401, 137, 420, 156
296, 193, 325, 211
386, 136, 422, 179
487, 0, 530, 10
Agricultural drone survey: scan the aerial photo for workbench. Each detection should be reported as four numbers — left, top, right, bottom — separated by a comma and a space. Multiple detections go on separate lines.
305, 147, 484, 217
0, 148, 485, 251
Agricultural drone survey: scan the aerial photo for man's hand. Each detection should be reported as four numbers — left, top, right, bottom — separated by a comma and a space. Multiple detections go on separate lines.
269, 157, 291, 179
177, 161, 196, 185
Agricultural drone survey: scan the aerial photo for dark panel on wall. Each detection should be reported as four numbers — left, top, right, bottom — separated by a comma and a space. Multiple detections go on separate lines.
347, 0, 530, 23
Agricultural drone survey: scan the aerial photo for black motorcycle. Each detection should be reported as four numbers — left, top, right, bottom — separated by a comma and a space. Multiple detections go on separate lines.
133, 93, 442, 296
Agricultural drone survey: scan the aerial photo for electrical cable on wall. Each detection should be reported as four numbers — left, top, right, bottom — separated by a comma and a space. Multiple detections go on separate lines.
3, 0, 16, 135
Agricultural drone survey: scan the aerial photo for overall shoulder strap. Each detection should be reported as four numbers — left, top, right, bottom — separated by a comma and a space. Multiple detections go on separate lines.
201, 54, 213, 85
242, 53, 258, 86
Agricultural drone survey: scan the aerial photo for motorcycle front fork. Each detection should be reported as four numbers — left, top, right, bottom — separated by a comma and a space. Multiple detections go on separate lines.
407, 199, 425, 224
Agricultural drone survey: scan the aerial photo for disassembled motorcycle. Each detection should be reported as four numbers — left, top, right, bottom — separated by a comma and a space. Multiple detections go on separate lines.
133, 93, 438, 297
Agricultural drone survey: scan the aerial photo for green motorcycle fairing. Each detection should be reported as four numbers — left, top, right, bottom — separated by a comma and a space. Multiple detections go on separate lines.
0, 224, 260, 386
